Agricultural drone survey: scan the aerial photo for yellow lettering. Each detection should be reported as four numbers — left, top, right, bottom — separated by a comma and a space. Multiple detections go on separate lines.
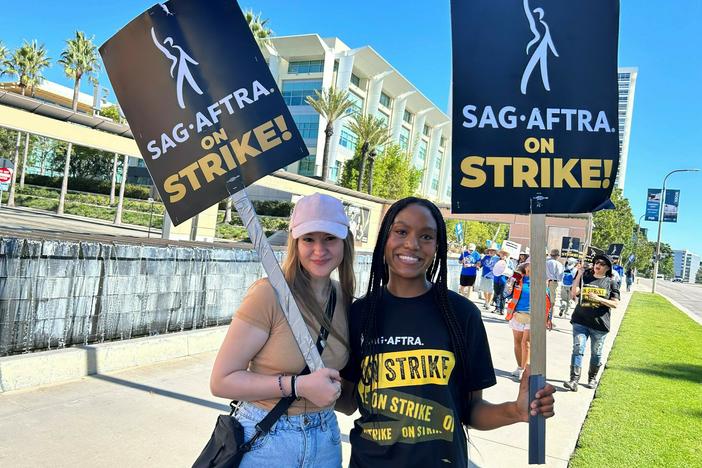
163, 174, 186, 203
553, 158, 580, 188
178, 162, 202, 191
253, 120, 281, 151
460, 156, 486, 188
230, 131, 261, 164
513, 157, 538, 187
581, 159, 601, 188
485, 157, 510, 188
197, 153, 226, 183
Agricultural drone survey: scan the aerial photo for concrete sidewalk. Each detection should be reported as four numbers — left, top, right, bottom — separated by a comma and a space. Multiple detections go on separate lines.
0, 286, 638, 467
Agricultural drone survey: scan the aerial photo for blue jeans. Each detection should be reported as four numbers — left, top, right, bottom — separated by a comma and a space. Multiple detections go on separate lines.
571, 322, 608, 368
234, 402, 342, 468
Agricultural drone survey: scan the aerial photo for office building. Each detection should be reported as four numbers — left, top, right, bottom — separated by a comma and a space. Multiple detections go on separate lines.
616, 67, 638, 190
673, 249, 700, 283
263, 34, 451, 203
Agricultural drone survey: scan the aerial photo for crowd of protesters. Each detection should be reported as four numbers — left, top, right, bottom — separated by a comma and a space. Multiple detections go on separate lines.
455, 242, 622, 391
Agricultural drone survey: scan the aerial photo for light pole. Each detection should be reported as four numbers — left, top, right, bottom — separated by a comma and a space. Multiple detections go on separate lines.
651, 168, 700, 293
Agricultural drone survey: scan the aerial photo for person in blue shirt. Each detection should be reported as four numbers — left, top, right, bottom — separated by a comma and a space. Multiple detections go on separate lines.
458, 243, 481, 299
478, 247, 499, 310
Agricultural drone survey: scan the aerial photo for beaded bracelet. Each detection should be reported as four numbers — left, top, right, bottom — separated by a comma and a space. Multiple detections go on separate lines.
277, 374, 288, 397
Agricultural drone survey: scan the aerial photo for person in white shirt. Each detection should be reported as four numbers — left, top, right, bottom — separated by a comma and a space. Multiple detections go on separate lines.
545, 249, 564, 317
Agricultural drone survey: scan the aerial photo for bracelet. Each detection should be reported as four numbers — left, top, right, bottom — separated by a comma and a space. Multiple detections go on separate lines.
291, 375, 297, 399
277, 374, 288, 397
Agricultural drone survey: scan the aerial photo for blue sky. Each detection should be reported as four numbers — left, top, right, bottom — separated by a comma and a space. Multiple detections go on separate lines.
2, 1, 700, 254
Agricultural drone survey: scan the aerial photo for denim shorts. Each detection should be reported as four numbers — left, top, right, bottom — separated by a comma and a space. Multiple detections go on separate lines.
234, 401, 342, 468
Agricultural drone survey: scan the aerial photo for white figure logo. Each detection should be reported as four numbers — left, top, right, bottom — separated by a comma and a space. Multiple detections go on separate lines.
151, 27, 204, 109
520, 0, 559, 95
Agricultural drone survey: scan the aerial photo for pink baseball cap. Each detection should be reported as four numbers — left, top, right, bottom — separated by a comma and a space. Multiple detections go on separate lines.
290, 193, 350, 239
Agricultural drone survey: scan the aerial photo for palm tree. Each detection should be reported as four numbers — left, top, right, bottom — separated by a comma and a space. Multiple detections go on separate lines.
4, 41, 50, 207
244, 9, 274, 50
347, 114, 392, 192
57, 31, 100, 215
0, 42, 8, 68
306, 87, 355, 182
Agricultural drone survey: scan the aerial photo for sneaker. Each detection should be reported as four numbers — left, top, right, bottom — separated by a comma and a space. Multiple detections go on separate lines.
511, 367, 523, 380
559, 311, 563, 317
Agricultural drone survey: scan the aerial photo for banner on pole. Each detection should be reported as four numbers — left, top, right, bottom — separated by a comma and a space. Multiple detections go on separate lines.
662, 189, 680, 223
560, 236, 581, 259
100, 0, 309, 225
450, 0, 620, 214
454, 222, 464, 244
645, 189, 661, 221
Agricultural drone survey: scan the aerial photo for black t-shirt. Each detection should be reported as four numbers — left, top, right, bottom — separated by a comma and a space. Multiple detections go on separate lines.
571, 271, 620, 332
340, 286, 496, 468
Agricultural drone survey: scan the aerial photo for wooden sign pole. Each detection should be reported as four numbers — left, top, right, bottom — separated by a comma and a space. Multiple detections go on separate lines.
528, 213, 547, 464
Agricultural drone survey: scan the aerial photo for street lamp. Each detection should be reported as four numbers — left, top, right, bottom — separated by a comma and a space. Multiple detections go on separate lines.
651, 168, 700, 293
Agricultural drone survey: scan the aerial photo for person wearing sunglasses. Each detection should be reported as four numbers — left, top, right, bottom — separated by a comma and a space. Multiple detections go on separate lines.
564, 254, 620, 391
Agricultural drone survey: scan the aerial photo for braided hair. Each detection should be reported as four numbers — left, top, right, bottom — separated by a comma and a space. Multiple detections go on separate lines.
359, 197, 471, 421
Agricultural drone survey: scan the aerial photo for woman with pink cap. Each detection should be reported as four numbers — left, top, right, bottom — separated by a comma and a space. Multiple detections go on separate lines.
209, 193, 355, 467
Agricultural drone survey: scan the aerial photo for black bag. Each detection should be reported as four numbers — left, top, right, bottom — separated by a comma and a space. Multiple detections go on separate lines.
192, 287, 336, 468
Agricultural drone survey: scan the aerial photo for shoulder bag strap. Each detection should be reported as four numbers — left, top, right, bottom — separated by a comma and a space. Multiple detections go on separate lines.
240, 286, 337, 451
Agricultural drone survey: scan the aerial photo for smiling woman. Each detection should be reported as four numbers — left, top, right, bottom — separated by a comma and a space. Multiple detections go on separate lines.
339, 196, 556, 468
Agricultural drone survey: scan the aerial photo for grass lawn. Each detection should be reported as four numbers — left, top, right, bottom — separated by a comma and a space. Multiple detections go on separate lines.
570, 293, 702, 467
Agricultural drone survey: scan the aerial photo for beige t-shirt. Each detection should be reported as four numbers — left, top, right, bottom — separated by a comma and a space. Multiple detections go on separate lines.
235, 278, 349, 414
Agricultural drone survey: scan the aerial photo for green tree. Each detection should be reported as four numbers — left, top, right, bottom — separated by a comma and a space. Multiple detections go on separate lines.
346, 113, 391, 192
244, 9, 274, 50
51, 145, 112, 180
366, 144, 421, 199
445, 219, 508, 252
658, 243, 674, 278
3, 40, 50, 206
57, 31, 100, 215
0, 42, 8, 68
695, 266, 702, 284
3, 40, 50, 96
99, 105, 123, 123
592, 188, 636, 255
306, 87, 355, 182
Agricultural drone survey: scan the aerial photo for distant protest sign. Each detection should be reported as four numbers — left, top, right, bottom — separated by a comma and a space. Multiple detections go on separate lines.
100, 0, 308, 225
584, 246, 605, 264
606, 243, 624, 260
450, 0, 620, 214
560, 236, 581, 259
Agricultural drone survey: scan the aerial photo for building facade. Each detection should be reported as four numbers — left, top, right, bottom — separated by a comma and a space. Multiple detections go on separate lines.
616, 67, 638, 190
673, 249, 700, 283
263, 35, 452, 203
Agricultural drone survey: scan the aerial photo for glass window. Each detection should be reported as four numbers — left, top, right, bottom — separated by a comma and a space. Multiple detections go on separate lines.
339, 127, 358, 150
423, 124, 430, 136
288, 60, 324, 74
350, 73, 361, 87
347, 91, 364, 115
282, 80, 323, 106
416, 141, 427, 168
329, 161, 342, 182
375, 110, 390, 126
298, 155, 317, 176
292, 114, 319, 141
379, 92, 392, 109
440, 136, 446, 148
403, 110, 413, 124
431, 178, 439, 191
399, 127, 410, 150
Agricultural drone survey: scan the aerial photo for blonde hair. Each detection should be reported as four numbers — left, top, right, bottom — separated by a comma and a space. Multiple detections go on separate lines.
282, 231, 355, 347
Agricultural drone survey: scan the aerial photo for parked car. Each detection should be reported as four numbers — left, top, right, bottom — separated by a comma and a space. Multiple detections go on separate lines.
656, 274, 665, 280
672, 277, 683, 283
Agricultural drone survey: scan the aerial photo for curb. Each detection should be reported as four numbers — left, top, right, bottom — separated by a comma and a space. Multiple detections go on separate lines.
0, 325, 227, 393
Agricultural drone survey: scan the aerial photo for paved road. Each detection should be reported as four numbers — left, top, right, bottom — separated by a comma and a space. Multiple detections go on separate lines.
0, 205, 158, 239
638, 277, 702, 323
0, 287, 637, 467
